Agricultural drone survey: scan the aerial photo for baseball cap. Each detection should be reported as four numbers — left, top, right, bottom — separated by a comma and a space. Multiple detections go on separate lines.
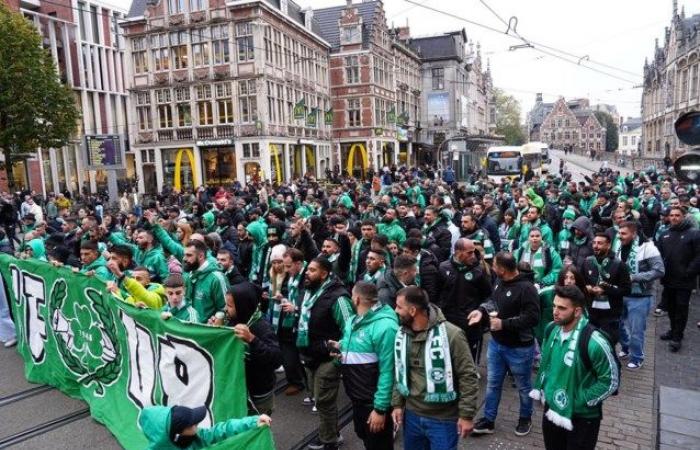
169, 405, 207, 440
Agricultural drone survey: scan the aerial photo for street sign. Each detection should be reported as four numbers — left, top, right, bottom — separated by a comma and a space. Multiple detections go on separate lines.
673, 112, 700, 183
83, 135, 125, 170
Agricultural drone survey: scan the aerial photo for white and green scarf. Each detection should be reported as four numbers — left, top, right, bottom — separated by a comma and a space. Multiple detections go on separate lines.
530, 316, 587, 431
282, 262, 306, 329
615, 238, 638, 276
589, 255, 612, 310
296, 278, 332, 348
395, 322, 456, 403
363, 266, 385, 284
348, 239, 366, 283
520, 244, 546, 283
267, 269, 286, 330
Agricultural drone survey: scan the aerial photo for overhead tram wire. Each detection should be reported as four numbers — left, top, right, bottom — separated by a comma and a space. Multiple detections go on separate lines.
402, 0, 640, 85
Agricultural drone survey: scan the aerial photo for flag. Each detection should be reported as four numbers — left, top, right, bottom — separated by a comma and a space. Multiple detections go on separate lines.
324, 108, 333, 125
0, 255, 274, 450
306, 108, 318, 128
293, 98, 306, 120
387, 107, 396, 124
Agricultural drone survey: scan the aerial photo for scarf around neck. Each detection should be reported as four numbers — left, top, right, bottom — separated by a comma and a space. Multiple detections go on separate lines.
296, 277, 332, 348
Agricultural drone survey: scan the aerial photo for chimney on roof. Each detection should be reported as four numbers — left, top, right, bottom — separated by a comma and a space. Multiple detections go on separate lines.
346, 0, 352, 5
304, 7, 314, 30
396, 26, 410, 41
536, 93, 543, 103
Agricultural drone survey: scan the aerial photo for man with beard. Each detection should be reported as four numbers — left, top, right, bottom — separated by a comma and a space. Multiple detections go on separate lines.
78, 240, 112, 281
439, 239, 492, 363
590, 192, 615, 233
320, 233, 351, 283
236, 222, 254, 278
401, 238, 440, 305
288, 219, 319, 263
460, 213, 495, 262
182, 240, 228, 323
397, 203, 420, 231
109, 221, 169, 283
297, 257, 354, 450
376, 208, 406, 247
377, 254, 418, 308
216, 249, 246, 286
530, 285, 618, 450
347, 220, 375, 284
421, 206, 453, 263
657, 206, 700, 352
360, 250, 386, 285
391, 286, 478, 449
581, 233, 631, 347
472, 202, 501, 252
214, 210, 239, 255
468, 252, 539, 437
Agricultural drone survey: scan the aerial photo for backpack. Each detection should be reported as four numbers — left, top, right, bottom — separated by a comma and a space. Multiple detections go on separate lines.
544, 321, 621, 396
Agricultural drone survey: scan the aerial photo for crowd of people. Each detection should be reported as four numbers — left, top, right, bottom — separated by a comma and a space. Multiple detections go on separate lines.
0, 159, 699, 450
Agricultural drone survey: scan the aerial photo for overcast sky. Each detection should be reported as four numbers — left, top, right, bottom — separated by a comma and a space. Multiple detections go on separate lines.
113, 0, 688, 120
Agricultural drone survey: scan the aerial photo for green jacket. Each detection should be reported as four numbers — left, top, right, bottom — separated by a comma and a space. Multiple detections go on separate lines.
24, 238, 47, 262
391, 305, 479, 420
556, 228, 573, 257
338, 193, 354, 209
184, 259, 228, 323
514, 243, 562, 287
535, 285, 555, 344
138, 405, 259, 450
339, 303, 399, 411
376, 219, 406, 246
537, 317, 618, 419
161, 299, 200, 323
152, 224, 185, 261
109, 232, 170, 282
579, 194, 597, 216
518, 219, 554, 248
80, 255, 112, 282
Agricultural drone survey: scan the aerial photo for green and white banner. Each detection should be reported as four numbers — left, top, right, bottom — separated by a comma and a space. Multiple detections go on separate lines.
0, 255, 274, 449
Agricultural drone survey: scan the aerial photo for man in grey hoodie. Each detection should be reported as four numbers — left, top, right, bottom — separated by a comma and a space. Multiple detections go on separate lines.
565, 216, 594, 271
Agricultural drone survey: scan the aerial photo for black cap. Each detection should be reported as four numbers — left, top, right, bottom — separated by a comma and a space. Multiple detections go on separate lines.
24, 213, 36, 222
169, 405, 207, 440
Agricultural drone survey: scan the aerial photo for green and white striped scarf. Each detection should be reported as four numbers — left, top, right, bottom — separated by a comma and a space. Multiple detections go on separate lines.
415, 252, 422, 287
395, 321, 456, 403
296, 278, 332, 348
520, 244, 546, 283
348, 239, 366, 284
282, 262, 306, 329
588, 255, 612, 310
267, 270, 286, 330
363, 266, 385, 284
615, 238, 638, 275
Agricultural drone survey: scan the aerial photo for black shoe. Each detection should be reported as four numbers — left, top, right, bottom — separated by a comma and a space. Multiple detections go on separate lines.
307, 438, 325, 450
669, 340, 682, 353
472, 418, 495, 435
515, 417, 532, 436
660, 331, 673, 341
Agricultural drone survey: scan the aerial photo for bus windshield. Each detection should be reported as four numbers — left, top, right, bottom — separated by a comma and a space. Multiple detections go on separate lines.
523, 154, 541, 172
487, 151, 521, 175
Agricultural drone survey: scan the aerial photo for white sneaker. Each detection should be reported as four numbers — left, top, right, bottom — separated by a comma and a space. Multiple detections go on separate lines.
3, 338, 17, 348
627, 361, 643, 370
618, 350, 629, 359
275, 365, 284, 373
302, 396, 314, 405
311, 405, 318, 414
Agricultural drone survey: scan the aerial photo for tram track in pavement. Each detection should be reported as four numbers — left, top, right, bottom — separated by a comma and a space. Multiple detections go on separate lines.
0, 385, 53, 408
0, 408, 90, 448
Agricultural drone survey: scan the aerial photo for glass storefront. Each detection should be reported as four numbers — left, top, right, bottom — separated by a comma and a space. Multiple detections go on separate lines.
244, 162, 261, 183
269, 143, 285, 184
201, 147, 236, 186
56, 147, 67, 193
66, 144, 79, 194
143, 164, 157, 193
41, 149, 55, 194
10, 160, 28, 190
162, 148, 195, 192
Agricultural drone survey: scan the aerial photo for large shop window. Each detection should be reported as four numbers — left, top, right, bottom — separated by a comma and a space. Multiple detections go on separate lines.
162, 148, 195, 192
201, 147, 236, 186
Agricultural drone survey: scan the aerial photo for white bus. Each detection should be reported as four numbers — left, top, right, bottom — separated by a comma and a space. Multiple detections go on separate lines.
486, 145, 543, 183
522, 141, 550, 171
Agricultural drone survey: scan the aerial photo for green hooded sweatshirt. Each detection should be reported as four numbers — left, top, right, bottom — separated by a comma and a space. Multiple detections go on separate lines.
161, 298, 199, 323
109, 232, 170, 282
376, 219, 407, 246
339, 303, 399, 412
80, 255, 113, 282
202, 210, 217, 233
525, 188, 544, 211
138, 405, 259, 450
24, 238, 47, 262
184, 259, 228, 323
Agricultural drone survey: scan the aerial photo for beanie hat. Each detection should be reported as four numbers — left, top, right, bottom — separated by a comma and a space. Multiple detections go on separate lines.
270, 244, 287, 261
562, 208, 576, 220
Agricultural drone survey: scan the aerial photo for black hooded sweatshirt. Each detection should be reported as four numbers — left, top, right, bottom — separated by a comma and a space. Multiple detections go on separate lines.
658, 218, 700, 289
226, 282, 283, 398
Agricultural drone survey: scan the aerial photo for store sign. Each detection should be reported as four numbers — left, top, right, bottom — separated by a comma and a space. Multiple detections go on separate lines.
84, 135, 125, 170
397, 128, 408, 142
196, 139, 233, 147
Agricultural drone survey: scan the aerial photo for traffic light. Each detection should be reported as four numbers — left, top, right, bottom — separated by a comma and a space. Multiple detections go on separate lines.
673, 111, 700, 182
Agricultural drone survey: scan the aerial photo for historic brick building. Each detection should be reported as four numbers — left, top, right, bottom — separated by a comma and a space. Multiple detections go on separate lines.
315, 0, 422, 176
642, 0, 700, 158
2, 0, 128, 195
540, 97, 606, 153
120, 0, 332, 192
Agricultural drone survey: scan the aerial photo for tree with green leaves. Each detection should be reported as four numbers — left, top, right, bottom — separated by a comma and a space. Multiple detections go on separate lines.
0, 3, 80, 189
593, 111, 619, 153
493, 88, 525, 146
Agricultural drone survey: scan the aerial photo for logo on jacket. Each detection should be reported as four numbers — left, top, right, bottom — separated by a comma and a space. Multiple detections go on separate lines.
430, 368, 445, 382
464, 272, 473, 281
554, 389, 568, 409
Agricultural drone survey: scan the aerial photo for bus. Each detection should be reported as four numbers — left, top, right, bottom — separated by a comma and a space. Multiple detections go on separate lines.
522, 141, 550, 172
486, 145, 543, 183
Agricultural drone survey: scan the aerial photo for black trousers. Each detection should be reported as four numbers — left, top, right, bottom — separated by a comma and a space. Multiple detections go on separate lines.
664, 288, 693, 341
542, 412, 601, 450
588, 316, 620, 348
466, 329, 484, 365
351, 404, 394, 450
280, 340, 306, 389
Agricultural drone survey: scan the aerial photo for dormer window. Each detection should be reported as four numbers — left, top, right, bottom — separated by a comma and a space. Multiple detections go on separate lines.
341, 25, 362, 45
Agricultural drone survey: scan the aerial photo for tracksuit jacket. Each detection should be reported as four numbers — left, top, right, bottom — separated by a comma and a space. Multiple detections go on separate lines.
339, 303, 399, 412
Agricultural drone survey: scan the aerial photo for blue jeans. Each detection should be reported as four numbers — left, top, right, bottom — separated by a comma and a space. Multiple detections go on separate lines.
403, 409, 458, 450
484, 340, 534, 422
619, 296, 652, 364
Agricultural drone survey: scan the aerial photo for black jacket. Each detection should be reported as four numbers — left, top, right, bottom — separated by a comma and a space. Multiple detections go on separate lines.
477, 214, 501, 252
417, 249, 440, 304
377, 269, 409, 309
590, 202, 615, 232
478, 273, 540, 347
567, 216, 594, 270
423, 219, 452, 263
291, 228, 319, 263
581, 254, 631, 322
438, 258, 492, 332
236, 238, 254, 278
299, 276, 351, 367
658, 219, 700, 289
400, 215, 421, 232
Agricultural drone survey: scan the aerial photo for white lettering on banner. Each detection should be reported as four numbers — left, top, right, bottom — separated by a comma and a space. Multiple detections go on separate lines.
122, 313, 156, 409
158, 335, 214, 427
12, 269, 47, 363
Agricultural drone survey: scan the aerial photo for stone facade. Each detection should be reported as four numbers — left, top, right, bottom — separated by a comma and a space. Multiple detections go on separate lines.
642, 1, 700, 159
121, 0, 332, 192
540, 97, 606, 153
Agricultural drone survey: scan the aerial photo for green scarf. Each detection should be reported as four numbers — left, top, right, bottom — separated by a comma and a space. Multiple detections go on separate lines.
588, 255, 612, 310
348, 239, 366, 283
415, 252, 422, 287
282, 262, 306, 329
530, 316, 588, 431
646, 197, 656, 212
451, 258, 477, 281
520, 244, 546, 282
267, 270, 286, 331
616, 238, 638, 276
395, 321, 456, 403
296, 277, 332, 348
363, 266, 385, 284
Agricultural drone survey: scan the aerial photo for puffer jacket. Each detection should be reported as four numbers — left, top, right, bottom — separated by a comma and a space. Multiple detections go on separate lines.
616, 239, 664, 296
658, 218, 700, 289
339, 303, 399, 412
